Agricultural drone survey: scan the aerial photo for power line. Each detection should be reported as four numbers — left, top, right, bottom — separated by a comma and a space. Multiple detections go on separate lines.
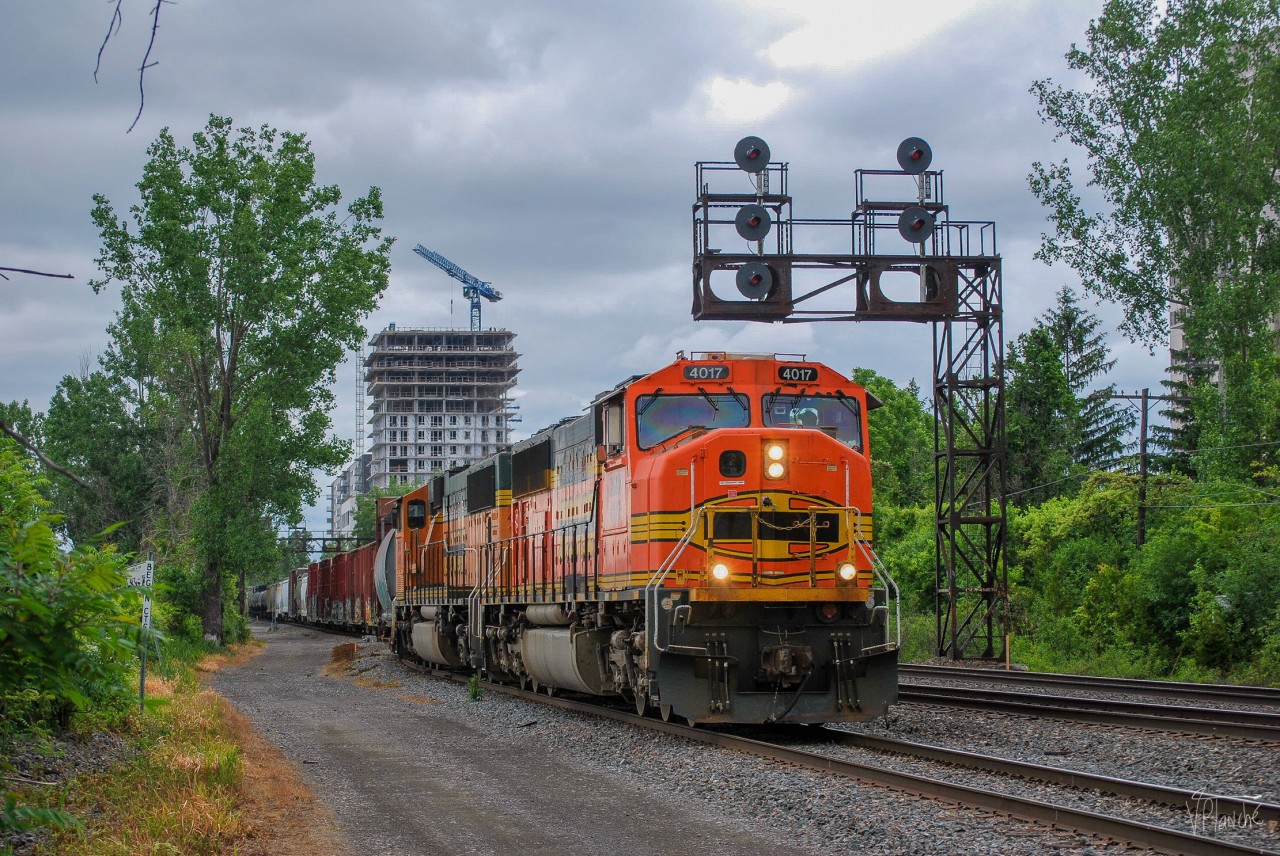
1146, 501, 1280, 509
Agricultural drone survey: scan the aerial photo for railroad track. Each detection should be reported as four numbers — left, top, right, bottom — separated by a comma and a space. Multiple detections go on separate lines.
899, 683, 1280, 742
900, 664, 1280, 707
398, 657, 1279, 856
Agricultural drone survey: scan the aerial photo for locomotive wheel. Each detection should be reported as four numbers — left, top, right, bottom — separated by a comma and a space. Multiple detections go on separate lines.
633, 689, 648, 716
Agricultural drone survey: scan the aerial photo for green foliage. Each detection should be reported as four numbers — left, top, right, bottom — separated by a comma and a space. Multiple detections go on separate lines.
0, 795, 80, 843
896, 610, 937, 664
352, 484, 416, 542
42, 371, 157, 553
467, 673, 483, 702
852, 369, 933, 508
89, 115, 393, 642
996, 464, 1280, 683
871, 504, 936, 614
1006, 327, 1075, 502
0, 401, 45, 472
1030, 0, 1280, 476
0, 438, 142, 734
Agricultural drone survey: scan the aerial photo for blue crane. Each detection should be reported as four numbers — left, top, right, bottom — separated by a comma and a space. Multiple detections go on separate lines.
412, 244, 504, 331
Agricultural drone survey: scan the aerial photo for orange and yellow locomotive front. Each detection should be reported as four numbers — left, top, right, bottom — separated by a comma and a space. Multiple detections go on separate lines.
620, 353, 898, 723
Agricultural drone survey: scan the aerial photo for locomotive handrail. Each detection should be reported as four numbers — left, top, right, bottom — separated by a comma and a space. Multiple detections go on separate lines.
466, 543, 508, 662
643, 505, 710, 668
848, 506, 902, 649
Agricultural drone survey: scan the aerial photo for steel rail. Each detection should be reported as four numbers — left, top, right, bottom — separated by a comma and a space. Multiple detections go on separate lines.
823, 730, 1280, 825
899, 684, 1280, 741
900, 664, 1280, 706
395, 657, 1277, 855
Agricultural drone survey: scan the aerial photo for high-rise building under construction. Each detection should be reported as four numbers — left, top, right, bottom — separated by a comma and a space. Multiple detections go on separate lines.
364, 324, 519, 491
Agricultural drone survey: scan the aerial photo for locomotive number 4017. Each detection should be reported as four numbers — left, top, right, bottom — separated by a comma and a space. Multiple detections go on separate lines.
682, 364, 730, 380
778, 365, 819, 383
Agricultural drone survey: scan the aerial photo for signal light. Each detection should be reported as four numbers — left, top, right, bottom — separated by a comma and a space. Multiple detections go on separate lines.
895, 137, 932, 174
734, 136, 771, 173
897, 206, 935, 243
736, 262, 775, 300
735, 204, 772, 242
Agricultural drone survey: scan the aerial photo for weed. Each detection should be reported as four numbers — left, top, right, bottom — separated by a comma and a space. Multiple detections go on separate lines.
467, 673, 483, 701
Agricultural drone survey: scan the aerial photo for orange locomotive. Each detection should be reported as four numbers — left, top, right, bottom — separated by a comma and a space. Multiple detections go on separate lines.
391, 351, 900, 724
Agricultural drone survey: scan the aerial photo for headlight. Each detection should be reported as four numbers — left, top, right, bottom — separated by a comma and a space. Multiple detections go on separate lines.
711, 563, 730, 581
838, 563, 857, 581
766, 444, 785, 461
766, 461, 785, 479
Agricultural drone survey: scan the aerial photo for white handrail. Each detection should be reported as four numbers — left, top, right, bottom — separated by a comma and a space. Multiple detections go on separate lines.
848, 506, 901, 649
643, 505, 709, 667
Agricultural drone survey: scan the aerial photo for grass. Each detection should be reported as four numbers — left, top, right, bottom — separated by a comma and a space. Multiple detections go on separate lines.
26, 674, 245, 855
5, 631, 356, 856
6, 636, 325, 856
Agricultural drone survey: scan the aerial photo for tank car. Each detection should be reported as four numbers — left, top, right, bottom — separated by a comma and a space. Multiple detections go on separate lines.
390, 352, 899, 724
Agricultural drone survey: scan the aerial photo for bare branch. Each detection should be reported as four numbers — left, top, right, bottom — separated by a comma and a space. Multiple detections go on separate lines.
127, 0, 166, 134
0, 267, 74, 281
93, 0, 124, 84
0, 418, 95, 491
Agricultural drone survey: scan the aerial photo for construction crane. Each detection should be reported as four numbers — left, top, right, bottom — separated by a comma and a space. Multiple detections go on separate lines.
412, 244, 504, 331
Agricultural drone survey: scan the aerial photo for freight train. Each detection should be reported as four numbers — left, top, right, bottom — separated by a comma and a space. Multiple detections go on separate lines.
252, 351, 900, 725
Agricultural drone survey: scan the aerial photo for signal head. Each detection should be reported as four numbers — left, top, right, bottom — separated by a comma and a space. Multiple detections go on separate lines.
735, 262, 775, 300
897, 206, 936, 243
734, 204, 772, 242
734, 136, 771, 173
896, 137, 932, 174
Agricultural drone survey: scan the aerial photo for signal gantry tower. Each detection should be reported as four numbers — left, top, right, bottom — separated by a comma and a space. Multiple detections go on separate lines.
691, 137, 1007, 661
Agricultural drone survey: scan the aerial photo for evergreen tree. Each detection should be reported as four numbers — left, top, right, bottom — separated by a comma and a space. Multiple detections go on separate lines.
1043, 286, 1135, 470
1005, 290, 1133, 502
1005, 327, 1075, 503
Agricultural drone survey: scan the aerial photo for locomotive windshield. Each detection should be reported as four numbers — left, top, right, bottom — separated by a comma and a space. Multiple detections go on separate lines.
635, 392, 750, 449
763, 392, 863, 450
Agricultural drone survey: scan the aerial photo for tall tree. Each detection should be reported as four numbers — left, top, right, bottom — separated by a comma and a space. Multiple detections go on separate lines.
1006, 292, 1134, 501
1029, 0, 1280, 477
1005, 327, 1075, 502
1042, 286, 1136, 470
90, 115, 392, 642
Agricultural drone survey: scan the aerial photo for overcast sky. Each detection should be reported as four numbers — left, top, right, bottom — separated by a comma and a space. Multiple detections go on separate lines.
0, 1, 1165, 532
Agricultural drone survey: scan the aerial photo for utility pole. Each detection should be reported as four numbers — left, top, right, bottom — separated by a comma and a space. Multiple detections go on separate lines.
1106, 389, 1182, 547
1138, 388, 1148, 546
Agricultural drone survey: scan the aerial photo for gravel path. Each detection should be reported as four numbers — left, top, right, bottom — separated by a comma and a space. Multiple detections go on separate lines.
212, 623, 814, 856
210, 623, 1199, 855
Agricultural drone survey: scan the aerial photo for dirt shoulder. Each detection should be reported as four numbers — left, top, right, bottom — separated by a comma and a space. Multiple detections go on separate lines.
221, 697, 353, 856
211, 622, 812, 856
